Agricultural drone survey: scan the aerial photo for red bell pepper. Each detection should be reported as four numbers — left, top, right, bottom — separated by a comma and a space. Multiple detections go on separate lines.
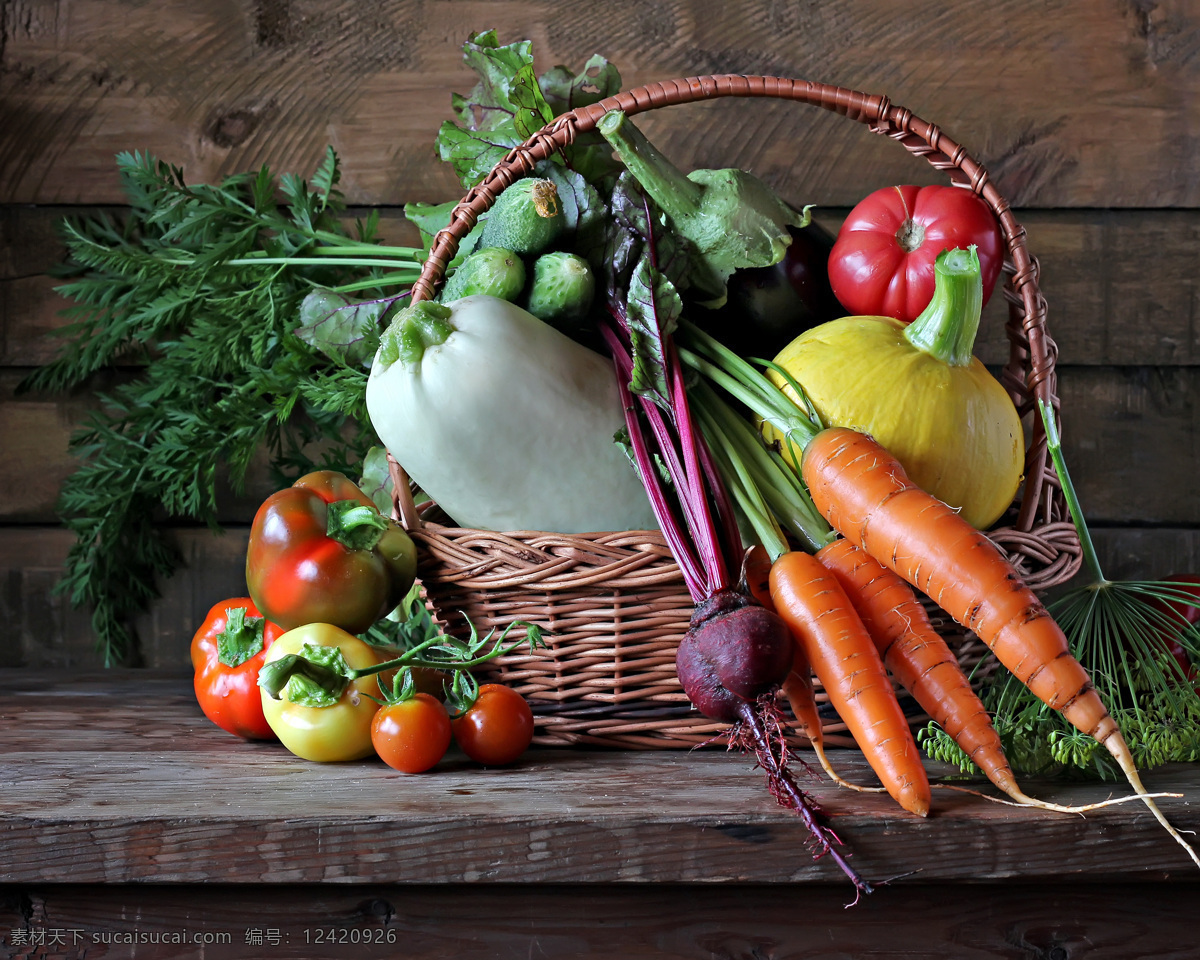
246, 470, 418, 634
191, 598, 284, 740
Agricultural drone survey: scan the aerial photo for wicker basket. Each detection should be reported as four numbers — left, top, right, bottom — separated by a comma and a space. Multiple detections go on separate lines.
388, 75, 1082, 748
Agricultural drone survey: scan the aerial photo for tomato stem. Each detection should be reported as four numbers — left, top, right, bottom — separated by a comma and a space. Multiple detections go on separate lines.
894, 218, 925, 253
260, 623, 544, 708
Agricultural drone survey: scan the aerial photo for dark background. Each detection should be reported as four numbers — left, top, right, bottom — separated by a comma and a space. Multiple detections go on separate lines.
3, 0, 1198, 667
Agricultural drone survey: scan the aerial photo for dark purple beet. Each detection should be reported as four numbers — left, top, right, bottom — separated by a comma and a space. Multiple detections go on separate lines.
675, 587, 874, 901
676, 589, 793, 722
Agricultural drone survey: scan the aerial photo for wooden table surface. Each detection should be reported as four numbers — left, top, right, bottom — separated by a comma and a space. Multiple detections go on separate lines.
2, 670, 1199, 959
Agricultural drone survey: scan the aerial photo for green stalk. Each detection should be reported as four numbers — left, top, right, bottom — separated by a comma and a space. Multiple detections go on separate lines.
334, 273, 422, 294
677, 320, 820, 452
309, 236, 424, 258
1037, 399, 1107, 585
596, 110, 703, 223
904, 247, 984, 367
690, 381, 834, 555
224, 257, 421, 269
692, 397, 790, 560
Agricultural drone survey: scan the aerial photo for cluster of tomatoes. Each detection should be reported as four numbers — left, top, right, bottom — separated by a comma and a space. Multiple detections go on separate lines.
190, 470, 535, 773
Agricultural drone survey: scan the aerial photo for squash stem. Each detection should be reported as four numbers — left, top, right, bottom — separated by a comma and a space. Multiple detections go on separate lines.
1037, 399, 1107, 586
904, 246, 983, 367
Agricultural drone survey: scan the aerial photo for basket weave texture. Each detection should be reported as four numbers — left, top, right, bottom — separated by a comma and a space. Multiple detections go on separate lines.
389, 75, 1082, 748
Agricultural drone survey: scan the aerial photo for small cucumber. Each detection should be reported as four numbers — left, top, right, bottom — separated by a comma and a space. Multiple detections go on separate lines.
479, 178, 565, 256
525, 252, 596, 328
440, 247, 526, 303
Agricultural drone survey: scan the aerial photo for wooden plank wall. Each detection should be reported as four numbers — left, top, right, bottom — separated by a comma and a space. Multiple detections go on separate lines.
2, 1, 1199, 668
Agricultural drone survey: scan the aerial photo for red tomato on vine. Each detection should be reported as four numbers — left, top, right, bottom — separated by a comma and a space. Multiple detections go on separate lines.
371, 692, 452, 773
451, 683, 535, 767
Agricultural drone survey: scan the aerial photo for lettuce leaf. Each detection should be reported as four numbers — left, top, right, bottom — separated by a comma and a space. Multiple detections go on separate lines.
436, 31, 623, 190
437, 31, 556, 189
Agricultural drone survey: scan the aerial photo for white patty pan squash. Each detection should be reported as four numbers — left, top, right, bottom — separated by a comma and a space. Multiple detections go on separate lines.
765, 247, 1024, 530
366, 294, 657, 534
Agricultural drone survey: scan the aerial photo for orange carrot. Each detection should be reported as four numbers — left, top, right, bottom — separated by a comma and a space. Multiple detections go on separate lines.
742, 545, 887, 794
816, 537, 1040, 795
803, 427, 1200, 863
769, 550, 931, 816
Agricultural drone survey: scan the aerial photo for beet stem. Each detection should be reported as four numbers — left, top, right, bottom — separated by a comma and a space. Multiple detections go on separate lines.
601, 324, 705, 596
735, 700, 874, 901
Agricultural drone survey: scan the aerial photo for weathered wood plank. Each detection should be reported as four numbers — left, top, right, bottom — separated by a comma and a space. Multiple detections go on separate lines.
0, 526, 250, 669
0, 671, 1197, 886
4, 364, 1197, 525
1, 882, 1197, 960
3, 524, 1198, 670
6, 205, 1199, 368
3, 1, 1200, 207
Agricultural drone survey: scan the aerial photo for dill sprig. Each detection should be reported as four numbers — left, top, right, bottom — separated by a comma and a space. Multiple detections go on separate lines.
21, 148, 421, 665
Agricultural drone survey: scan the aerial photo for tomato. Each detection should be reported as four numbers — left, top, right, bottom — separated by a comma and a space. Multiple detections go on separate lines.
259, 623, 385, 762
451, 684, 535, 766
371, 693, 452, 773
191, 598, 284, 740
246, 470, 418, 634
827, 184, 1004, 324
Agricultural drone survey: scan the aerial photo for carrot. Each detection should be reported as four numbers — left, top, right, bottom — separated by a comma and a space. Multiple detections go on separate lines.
804, 426, 1200, 864
816, 537, 1010, 771
741, 544, 887, 794
769, 550, 931, 817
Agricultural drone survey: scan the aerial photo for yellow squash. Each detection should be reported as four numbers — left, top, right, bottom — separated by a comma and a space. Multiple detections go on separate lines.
763, 247, 1023, 530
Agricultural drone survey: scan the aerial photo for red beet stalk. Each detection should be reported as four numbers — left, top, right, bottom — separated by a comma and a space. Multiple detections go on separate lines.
600, 311, 873, 898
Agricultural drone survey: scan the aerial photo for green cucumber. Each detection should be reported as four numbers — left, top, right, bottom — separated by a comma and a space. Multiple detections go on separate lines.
525, 252, 595, 328
479, 178, 565, 256
440, 247, 526, 303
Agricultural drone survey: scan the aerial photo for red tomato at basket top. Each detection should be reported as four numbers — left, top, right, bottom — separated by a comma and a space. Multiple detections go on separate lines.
827, 184, 1005, 324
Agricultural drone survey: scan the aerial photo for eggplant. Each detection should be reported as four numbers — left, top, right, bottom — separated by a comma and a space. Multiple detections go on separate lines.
695, 220, 843, 359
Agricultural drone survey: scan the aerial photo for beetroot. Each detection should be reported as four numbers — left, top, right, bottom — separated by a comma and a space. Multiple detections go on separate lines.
676, 588, 872, 899
677, 590, 793, 721
599, 196, 873, 900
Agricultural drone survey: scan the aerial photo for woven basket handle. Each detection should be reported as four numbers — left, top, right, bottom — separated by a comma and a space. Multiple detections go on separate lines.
393, 75, 1060, 534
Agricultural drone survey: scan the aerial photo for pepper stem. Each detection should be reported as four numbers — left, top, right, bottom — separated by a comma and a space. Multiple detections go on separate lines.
325, 499, 389, 552
904, 246, 983, 367
216, 606, 266, 667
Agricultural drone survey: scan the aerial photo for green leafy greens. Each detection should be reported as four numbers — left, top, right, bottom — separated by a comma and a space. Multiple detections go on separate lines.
29, 33, 625, 666
22, 149, 421, 664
